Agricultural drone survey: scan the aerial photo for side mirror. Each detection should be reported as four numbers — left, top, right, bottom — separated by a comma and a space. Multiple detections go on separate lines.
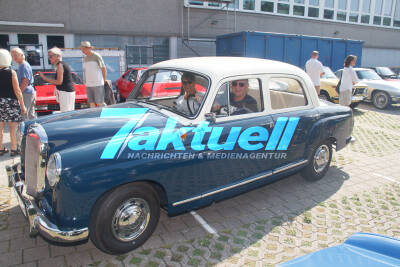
170, 75, 178, 81
205, 112, 216, 123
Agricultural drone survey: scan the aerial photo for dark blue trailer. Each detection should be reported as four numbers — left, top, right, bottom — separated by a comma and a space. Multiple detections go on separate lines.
216, 31, 364, 71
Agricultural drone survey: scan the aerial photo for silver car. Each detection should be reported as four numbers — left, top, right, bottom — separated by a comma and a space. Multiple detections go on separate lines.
336, 68, 400, 109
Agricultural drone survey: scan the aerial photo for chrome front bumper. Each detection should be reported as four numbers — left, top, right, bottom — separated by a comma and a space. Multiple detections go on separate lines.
6, 163, 88, 243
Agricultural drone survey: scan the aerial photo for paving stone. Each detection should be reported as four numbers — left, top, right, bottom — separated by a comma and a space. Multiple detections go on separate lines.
10, 237, 36, 252
65, 251, 93, 267
0, 250, 22, 266
38, 256, 66, 267
23, 245, 49, 262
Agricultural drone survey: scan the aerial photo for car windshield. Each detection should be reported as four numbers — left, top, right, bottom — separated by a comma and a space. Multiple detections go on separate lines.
375, 67, 396, 76
356, 70, 382, 80
128, 69, 209, 117
322, 67, 337, 79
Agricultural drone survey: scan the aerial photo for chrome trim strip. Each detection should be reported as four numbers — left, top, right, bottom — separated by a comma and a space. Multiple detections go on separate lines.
173, 170, 273, 206
272, 160, 308, 175
7, 163, 88, 243
172, 159, 308, 207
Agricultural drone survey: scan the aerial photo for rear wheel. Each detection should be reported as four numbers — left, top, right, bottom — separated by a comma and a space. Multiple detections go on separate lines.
372, 91, 390, 109
301, 140, 332, 181
89, 182, 160, 254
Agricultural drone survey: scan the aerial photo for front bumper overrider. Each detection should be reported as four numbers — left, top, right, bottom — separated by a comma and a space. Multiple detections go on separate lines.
6, 163, 88, 243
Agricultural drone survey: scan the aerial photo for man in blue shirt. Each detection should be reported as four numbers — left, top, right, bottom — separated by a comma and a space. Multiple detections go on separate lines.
11, 47, 36, 120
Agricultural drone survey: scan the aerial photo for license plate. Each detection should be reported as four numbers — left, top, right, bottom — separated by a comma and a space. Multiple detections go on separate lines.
352, 96, 364, 101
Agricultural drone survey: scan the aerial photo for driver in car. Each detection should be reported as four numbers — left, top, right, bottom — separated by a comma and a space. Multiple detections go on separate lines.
175, 72, 202, 116
230, 79, 258, 113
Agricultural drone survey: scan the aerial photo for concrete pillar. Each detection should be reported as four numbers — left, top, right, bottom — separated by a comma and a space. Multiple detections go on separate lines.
169, 36, 178, 59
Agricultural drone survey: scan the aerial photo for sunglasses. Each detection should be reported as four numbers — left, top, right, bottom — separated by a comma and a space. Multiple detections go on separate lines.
182, 80, 193, 85
232, 81, 246, 87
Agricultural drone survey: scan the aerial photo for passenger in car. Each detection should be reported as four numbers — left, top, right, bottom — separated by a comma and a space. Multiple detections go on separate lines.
230, 79, 258, 113
174, 72, 202, 116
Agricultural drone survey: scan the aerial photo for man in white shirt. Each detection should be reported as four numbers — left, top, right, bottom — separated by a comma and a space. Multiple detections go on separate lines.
80, 41, 107, 108
305, 51, 324, 95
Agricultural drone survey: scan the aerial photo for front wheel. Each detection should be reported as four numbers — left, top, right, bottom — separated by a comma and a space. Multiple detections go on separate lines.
372, 91, 391, 109
319, 91, 330, 102
89, 182, 160, 255
301, 141, 332, 181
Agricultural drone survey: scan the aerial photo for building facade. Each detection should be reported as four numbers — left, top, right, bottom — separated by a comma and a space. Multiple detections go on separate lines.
0, 0, 399, 75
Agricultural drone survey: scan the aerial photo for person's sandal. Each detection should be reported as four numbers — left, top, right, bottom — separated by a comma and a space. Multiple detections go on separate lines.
10, 149, 20, 157
0, 147, 9, 156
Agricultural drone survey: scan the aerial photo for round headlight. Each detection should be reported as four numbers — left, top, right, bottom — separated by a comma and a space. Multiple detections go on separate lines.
46, 153, 62, 187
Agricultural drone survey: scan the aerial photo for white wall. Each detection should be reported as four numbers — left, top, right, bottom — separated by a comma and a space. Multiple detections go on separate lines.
362, 48, 400, 67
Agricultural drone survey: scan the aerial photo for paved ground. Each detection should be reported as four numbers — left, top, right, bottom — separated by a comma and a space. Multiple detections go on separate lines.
0, 102, 399, 267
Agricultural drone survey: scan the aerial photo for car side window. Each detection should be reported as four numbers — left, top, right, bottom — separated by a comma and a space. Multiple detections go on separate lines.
211, 78, 263, 117
269, 77, 308, 110
127, 70, 138, 82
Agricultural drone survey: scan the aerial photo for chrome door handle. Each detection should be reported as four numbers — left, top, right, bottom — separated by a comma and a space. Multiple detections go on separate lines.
312, 114, 320, 120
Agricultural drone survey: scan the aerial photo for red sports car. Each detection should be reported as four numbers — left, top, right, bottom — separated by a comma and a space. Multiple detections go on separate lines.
116, 67, 147, 100
34, 72, 89, 114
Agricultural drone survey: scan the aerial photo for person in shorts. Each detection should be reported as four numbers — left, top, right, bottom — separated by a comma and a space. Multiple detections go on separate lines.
0, 49, 26, 156
80, 41, 107, 108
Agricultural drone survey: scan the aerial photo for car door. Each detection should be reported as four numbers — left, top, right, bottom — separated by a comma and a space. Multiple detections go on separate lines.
186, 76, 274, 192
266, 75, 318, 171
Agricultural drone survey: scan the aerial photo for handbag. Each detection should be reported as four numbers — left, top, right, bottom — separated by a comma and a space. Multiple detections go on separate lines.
335, 79, 341, 94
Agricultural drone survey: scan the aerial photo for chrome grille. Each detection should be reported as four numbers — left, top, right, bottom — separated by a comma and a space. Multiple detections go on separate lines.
24, 131, 46, 197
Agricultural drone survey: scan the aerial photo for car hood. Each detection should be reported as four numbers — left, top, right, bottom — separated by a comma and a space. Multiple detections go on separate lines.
31, 102, 171, 153
361, 80, 400, 90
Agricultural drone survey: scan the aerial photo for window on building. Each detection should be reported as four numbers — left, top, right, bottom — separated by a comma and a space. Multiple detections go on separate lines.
308, 7, 319, 17
325, 0, 334, 8
324, 0, 334, 19
47, 36, 65, 49
17, 34, 41, 67
0, 35, 9, 49
374, 16, 382, 25
278, 0, 290, 14
293, 5, 305, 16
338, 0, 347, 10
362, 0, 371, 13
18, 34, 38, 45
243, 0, 255, 10
261, 1, 274, 12
361, 14, 370, 23
189, 1, 204, 6
308, 0, 319, 18
383, 17, 391, 25
349, 13, 358, 22
208, 2, 221, 7
384, 0, 393, 16
229, 0, 239, 9
324, 9, 334, 19
395, 0, 400, 27
337, 11, 347, 21
350, 0, 359, 11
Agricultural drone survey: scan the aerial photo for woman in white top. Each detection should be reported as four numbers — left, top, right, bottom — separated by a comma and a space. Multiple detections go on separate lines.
175, 72, 202, 116
339, 55, 359, 107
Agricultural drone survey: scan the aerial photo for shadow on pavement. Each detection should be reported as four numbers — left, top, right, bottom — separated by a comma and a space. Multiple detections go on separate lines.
357, 102, 400, 116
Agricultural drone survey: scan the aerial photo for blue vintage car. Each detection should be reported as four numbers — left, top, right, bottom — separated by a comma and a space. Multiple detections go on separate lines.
7, 57, 354, 254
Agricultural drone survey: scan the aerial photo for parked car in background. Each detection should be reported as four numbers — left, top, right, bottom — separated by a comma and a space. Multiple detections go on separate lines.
281, 233, 400, 267
319, 66, 368, 108
7, 57, 354, 255
390, 67, 400, 78
368, 67, 400, 81
336, 68, 400, 109
116, 67, 147, 101
34, 72, 89, 114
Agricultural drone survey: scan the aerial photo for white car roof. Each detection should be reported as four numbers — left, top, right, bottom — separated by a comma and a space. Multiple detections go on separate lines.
150, 57, 307, 80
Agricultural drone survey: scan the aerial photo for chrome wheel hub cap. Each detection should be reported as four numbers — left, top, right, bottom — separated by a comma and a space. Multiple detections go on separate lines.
313, 145, 330, 174
112, 198, 150, 242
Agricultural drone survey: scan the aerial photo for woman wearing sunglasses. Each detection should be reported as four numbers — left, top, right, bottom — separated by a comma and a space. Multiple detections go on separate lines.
175, 72, 202, 116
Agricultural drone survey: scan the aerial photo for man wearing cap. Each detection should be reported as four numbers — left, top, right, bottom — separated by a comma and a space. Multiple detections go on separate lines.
80, 41, 107, 107
305, 51, 324, 95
